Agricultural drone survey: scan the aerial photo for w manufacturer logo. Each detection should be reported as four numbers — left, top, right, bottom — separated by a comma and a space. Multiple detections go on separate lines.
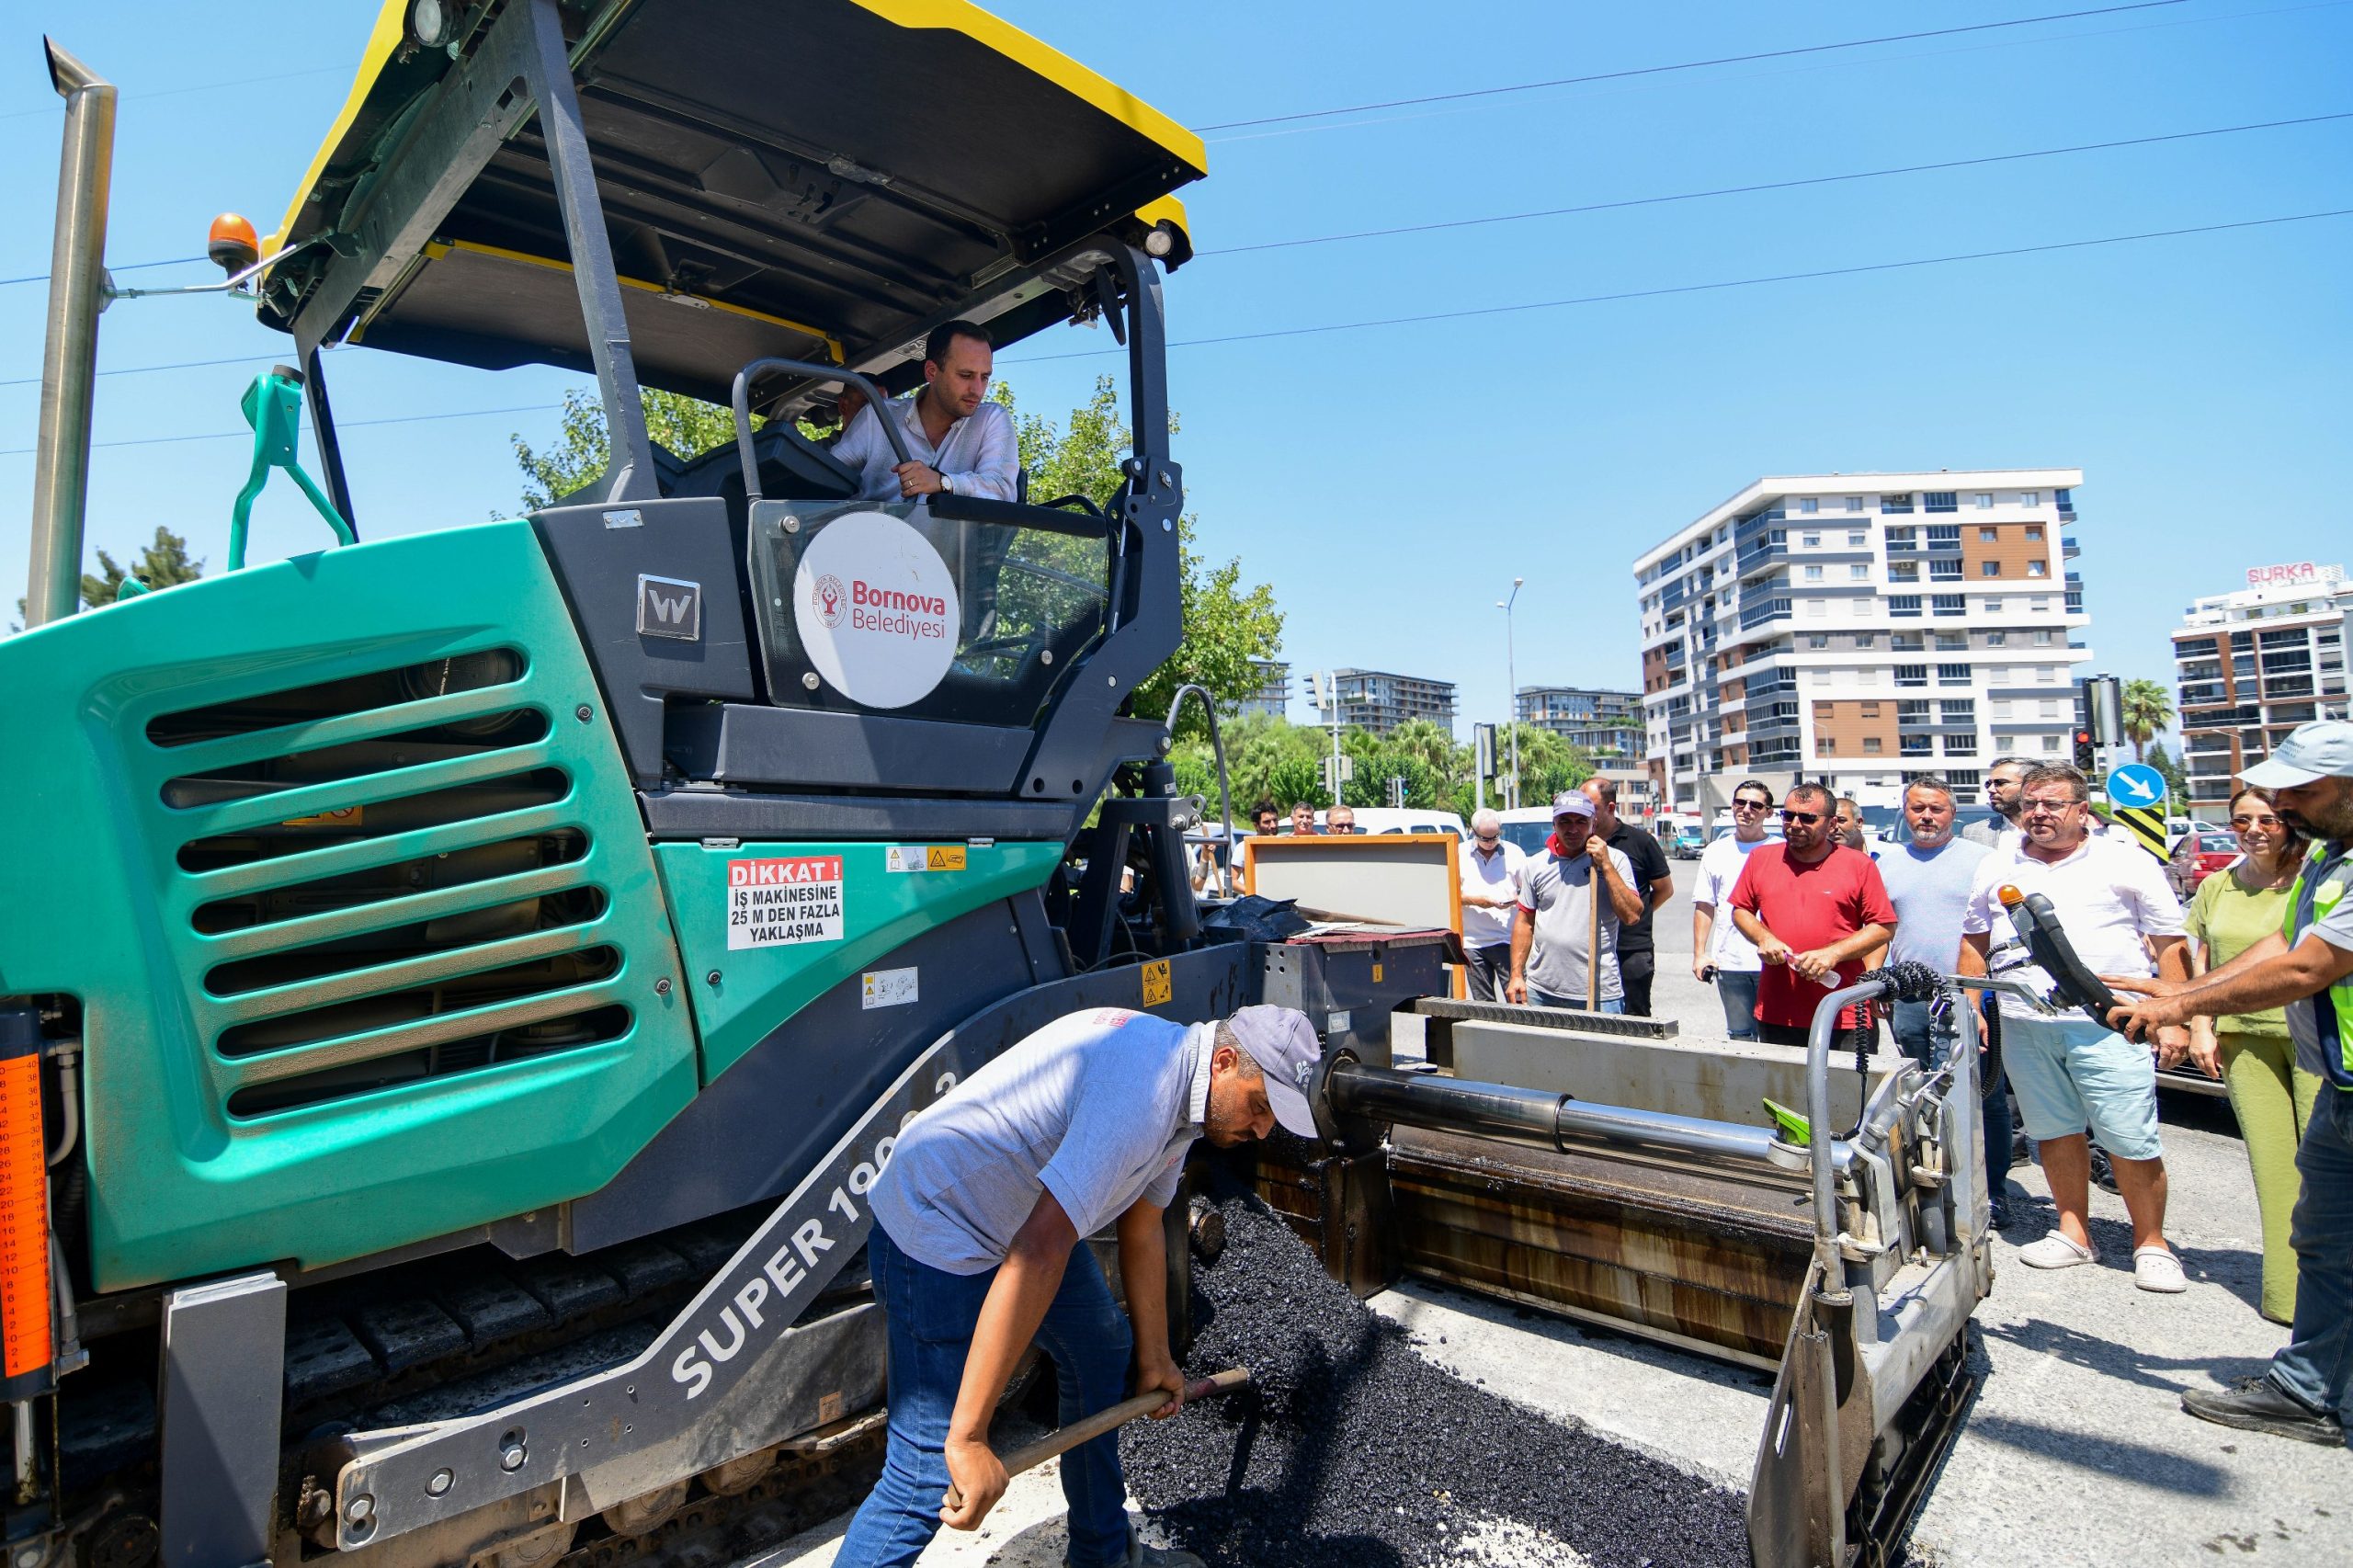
636, 574, 703, 642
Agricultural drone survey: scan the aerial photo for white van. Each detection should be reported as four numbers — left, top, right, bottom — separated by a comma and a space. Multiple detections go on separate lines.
1495, 806, 1556, 856
1321, 807, 1467, 838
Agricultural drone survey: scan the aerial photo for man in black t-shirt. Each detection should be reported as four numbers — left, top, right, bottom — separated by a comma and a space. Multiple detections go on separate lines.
1582, 778, 1675, 1016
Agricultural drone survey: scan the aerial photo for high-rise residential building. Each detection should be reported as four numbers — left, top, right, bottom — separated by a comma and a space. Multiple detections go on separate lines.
2171, 562, 2353, 816
1633, 471, 2091, 812
1332, 668, 1457, 735
1235, 659, 1290, 721
1517, 687, 1642, 758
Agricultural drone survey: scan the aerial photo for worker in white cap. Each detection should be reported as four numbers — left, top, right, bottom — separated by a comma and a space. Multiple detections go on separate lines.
1508, 790, 1644, 1011
2106, 720, 2353, 1448
838, 1003, 1324, 1564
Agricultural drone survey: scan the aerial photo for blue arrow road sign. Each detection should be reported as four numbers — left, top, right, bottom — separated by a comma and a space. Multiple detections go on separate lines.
2107, 762, 2168, 809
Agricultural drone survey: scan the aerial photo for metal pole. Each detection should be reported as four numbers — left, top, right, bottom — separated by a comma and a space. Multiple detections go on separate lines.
1500, 578, 1524, 811
25, 40, 115, 629
1327, 671, 1343, 811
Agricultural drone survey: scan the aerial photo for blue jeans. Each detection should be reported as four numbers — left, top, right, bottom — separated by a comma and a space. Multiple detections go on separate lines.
1893, 998, 2012, 1202
1715, 969, 1760, 1040
1531, 989, 1625, 1014
2269, 1085, 2353, 1443
835, 1226, 1135, 1566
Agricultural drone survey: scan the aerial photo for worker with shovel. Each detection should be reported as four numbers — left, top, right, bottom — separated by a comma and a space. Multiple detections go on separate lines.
835, 1004, 1321, 1566
1508, 790, 1645, 1011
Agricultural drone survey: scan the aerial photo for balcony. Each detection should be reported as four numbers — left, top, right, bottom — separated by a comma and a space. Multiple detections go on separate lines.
2063, 535, 2080, 558
1740, 597, 1792, 631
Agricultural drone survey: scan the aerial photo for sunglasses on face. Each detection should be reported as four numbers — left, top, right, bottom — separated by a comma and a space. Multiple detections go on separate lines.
2230, 815, 2276, 829
1733, 798, 1770, 811
1780, 810, 1823, 824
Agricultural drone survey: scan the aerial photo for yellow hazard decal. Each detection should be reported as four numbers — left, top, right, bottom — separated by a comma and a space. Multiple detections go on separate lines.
279, 804, 362, 828
885, 844, 967, 872
1141, 959, 1172, 1006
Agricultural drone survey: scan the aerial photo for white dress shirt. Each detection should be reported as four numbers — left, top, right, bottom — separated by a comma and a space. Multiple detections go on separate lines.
1961, 832, 2185, 1020
833, 393, 1018, 504
1459, 839, 1525, 949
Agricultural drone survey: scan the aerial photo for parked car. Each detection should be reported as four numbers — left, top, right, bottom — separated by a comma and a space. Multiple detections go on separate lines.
1672, 824, 1707, 858
2166, 831, 2240, 902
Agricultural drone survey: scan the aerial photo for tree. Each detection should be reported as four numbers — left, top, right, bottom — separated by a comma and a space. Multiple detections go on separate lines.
2120, 678, 2176, 763
512, 387, 752, 508
2144, 740, 2188, 803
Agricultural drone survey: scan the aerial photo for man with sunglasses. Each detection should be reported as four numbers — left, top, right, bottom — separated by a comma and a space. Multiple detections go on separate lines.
1693, 780, 1779, 1039
1961, 756, 2033, 849
1959, 763, 2191, 1293
1728, 783, 1896, 1048
1460, 809, 1528, 1002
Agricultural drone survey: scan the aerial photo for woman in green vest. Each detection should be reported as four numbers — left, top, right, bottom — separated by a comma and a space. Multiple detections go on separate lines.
2184, 785, 2313, 1323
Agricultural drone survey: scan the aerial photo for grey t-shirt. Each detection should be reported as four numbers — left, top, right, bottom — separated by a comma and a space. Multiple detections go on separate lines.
870, 1008, 1207, 1275
1517, 845, 1636, 1003
1877, 836, 1990, 971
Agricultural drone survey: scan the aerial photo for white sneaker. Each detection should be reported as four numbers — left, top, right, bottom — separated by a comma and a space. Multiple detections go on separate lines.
2016, 1232, 2095, 1269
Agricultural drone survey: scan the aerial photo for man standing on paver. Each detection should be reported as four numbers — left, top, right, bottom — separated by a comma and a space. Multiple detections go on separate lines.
1728, 783, 1895, 1049
2107, 721, 2353, 1445
1960, 763, 2192, 1292
1460, 809, 1526, 1003
1509, 792, 1643, 1012
837, 1005, 1324, 1564
1692, 779, 1779, 1040
1876, 777, 2008, 1224
1583, 778, 1674, 1017
1962, 756, 2032, 848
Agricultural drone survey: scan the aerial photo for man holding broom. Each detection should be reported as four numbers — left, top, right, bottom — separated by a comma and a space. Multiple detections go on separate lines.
835, 1004, 1324, 1567
1507, 790, 1645, 1012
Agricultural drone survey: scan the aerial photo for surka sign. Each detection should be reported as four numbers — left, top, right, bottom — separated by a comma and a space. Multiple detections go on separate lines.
2245, 562, 2344, 590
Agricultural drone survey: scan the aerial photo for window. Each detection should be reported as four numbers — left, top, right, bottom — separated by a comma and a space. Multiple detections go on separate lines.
2021, 492, 2040, 506
1889, 560, 1920, 582
1900, 733, 1934, 756
1991, 699, 2011, 719
1854, 632, 1879, 648
1940, 699, 1975, 722
1860, 701, 1881, 717
1800, 497, 1819, 514
1931, 559, 1962, 581
1881, 494, 1915, 514
1848, 528, 1867, 548
2040, 699, 2062, 718
1890, 595, 1922, 618
1925, 491, 1959, 513
1975, 494, 1994, 508
1863, 736, 1883, 753
2036, 665, 2058, 685
1938, 662, 1972, 686
1895, 664, 1928, 687
1984, 597, 2004, 611
1936, 631, 1967, 650
2041, 733, 2061, 753
1846, 495, 1866, 512
1885, 526, 1917, 550
1849, 562, 1870, 581
1819, 734, 1840, 756
1942, 733, 1979, 756
2029, 597, 2051, 612
1803, 563, 1824, 583
1979, 527, 2000, 542
1893, 631, 1923, 651
1801, 530, 1821, 548
1986, 630, 2006, 646
2025, 525, 2043, 540
1808, 633, 1830, 649
1927, 525, 1961, 548
1981, 562, 2002, 577
2028, 561, 2047, 577
1933, 594, 1966, 617
1805, 599, 1828, 618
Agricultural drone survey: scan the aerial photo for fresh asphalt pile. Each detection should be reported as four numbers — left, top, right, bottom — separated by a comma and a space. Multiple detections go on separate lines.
1120, 1177, 1751, 1567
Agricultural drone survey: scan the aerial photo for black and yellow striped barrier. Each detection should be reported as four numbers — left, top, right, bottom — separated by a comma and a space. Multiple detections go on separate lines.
2112, 803, 2167, 861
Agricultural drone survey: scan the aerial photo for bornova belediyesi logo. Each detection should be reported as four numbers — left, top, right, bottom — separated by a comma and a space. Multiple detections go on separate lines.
814, 573, 847, 629
815, 574, 950, 641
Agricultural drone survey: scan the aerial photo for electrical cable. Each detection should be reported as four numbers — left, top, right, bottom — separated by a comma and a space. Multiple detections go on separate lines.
0, 256, 204, 290
1193, 1, 2191, 131
0, 352, 278, 389
1203, 110, 2353, 256
1010, 206, 2353, 364
0, 402, 563, 460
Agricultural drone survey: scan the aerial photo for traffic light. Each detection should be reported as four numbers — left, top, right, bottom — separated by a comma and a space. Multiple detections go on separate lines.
2074, 728, 2097, 770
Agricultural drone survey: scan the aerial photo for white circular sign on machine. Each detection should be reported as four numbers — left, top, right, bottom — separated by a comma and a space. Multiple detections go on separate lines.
792, 510, 961, 709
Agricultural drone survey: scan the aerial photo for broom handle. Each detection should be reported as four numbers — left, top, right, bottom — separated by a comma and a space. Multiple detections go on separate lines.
1587, 846, 1603, 1010
945, 1366, 1251, 1509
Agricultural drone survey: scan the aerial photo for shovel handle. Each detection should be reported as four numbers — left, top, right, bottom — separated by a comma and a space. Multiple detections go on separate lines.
943, 1366, 1250, 1510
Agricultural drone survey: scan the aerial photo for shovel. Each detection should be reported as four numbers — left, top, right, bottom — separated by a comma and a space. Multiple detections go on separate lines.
943, 1366, 1253, 1510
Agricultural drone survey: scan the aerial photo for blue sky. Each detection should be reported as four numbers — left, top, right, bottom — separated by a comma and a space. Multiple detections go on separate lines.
4, 1, 2348, 743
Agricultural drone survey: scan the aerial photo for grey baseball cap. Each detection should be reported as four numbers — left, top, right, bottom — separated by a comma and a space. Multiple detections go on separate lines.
2242, 720, 2353, 789
1225, 1005, 1324, 1137
1551, 790, 1596, 819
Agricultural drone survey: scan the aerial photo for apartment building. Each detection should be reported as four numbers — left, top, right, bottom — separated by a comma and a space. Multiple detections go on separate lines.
1235, 659, 1290, 721
2171, 562, 2353, 815
1332, 667, 1458, 735
1517, 686, 1643, 758
1632, 471, 2091, 812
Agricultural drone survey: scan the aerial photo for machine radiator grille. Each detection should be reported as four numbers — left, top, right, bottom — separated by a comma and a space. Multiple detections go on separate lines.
148, 649, 639, 1119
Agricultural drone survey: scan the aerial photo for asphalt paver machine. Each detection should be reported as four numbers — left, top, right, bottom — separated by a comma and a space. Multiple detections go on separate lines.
6, 5, 2021, 1566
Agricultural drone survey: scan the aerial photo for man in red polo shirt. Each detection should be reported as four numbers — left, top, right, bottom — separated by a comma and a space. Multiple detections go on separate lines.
1729, 782, 1897, 1046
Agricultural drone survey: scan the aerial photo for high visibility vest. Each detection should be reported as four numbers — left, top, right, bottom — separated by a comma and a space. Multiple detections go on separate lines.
2284, 841, 2353, 1077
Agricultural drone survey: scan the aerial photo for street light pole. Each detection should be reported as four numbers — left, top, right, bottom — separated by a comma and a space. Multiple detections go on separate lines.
1497, 577, 1524, 812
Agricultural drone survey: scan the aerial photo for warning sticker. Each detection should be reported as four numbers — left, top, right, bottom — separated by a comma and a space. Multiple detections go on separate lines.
727, 856, 846, 950
280, 804, 363, 829
861, 967, 919, 1009
1141, 959, 1172, 1007
885, 845, 968, 873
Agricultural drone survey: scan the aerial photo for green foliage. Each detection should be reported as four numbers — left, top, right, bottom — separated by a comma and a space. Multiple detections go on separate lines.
84, 526, 204, 606
2120, 677, 2176, 762
1170, 713, 1591, 819
512, 388, 750, 509
2144, 740, 2188, 802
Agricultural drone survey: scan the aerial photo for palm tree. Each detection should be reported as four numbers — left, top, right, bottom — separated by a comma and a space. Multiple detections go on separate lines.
2120, 678, 2175, 762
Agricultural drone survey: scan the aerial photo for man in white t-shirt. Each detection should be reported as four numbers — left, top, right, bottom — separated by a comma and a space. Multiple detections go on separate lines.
843, 1006, 1321, 1566
1458, 809, 1526, 1002
1692, 779, 1778, 1040
1959, 763, 2192, 1293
